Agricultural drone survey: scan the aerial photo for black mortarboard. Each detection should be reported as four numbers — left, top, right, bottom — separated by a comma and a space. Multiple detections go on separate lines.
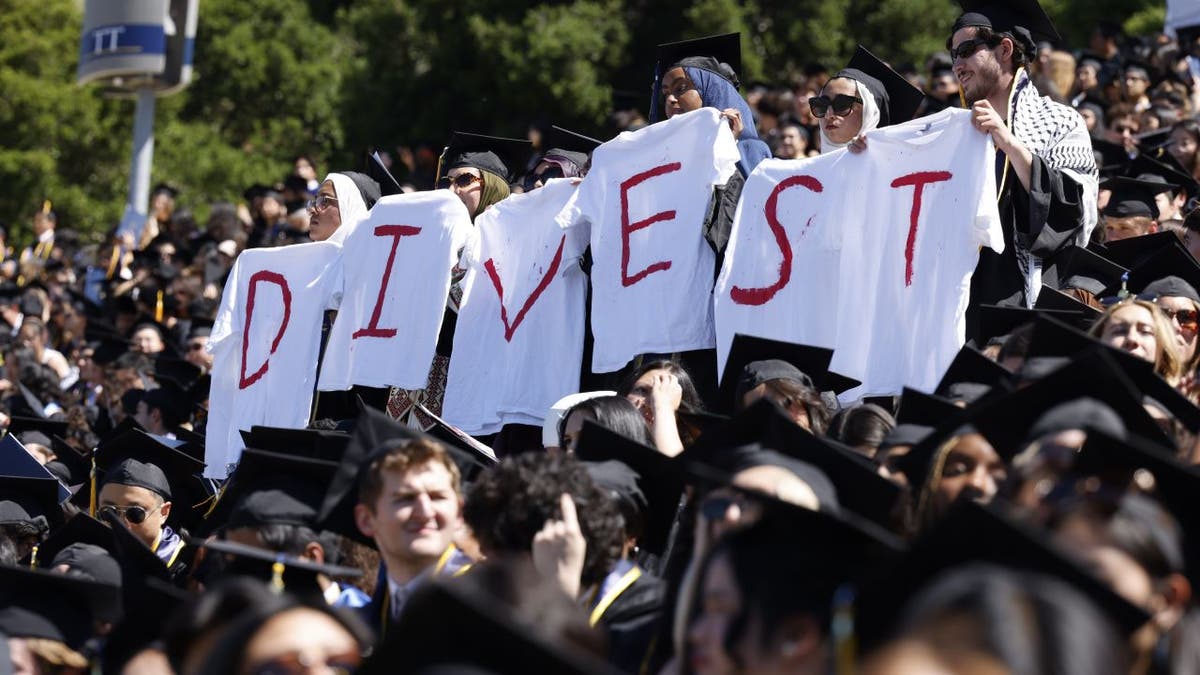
1092, 138, 1130, 178
687, 400, 903, 527
952, 0, 1061, 51
89, 337, 131, 366
0, 565, 115, 650
239, 426, 351, 463
933, 346, 1011, 400
32, 513, 116, 570
441, 132, 532, 184
140, 379, 194, 428
153, 355, 202, 388
1123, 242, 1200, 303
1098, 231, 1182, 270
366, 150, 404, 197
858, 502, 1150, 645
721, 333, 859, 413
895, 388, 960, 427
836, 45, 926, 126
656, 32, 743, 87
691, 443, 840, 510
187, 536, 361, 600
204, 449, 337, 532
1, 434, 70, 504
1127, 152, 1198, 198
318, 406, 496, 548
0, 475, 63, 532
1101, 176, 1172, 219
360, 576, 621, 675
1042, 245, 1129, 297
6, 414, 67, 442
186, 318, 213, 340
574, 421, 683, 556
542, 126, 603, 170
973, 304, 1083, 346
1033, 287, 1103, 327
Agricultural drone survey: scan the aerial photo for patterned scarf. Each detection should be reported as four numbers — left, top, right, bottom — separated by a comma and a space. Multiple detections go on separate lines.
1006, 68, 1099, 305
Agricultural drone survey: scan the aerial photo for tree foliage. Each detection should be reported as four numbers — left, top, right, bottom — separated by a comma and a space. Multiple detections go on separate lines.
0, 0, 1170, 243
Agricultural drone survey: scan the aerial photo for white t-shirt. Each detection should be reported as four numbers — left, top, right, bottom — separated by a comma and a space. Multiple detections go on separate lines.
714, 108, 1002, 398
557, 107, 740, 373
318, 191, 473, 391
206, 242, 343, 478
714, 153, 852, 375
443, 179, 589, 435
830, 108, 1003, 396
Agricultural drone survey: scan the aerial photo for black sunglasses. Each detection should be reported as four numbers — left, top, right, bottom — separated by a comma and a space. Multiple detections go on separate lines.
99, 504, 150, 524
522, 166, 564, 191
950, 36, 999, 61
808, 94, 863, 119
437, 173, 483, 190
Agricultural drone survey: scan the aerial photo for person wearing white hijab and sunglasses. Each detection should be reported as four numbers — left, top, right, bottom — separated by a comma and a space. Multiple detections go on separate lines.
811, 45, 926, 154
307, 171, 381, 244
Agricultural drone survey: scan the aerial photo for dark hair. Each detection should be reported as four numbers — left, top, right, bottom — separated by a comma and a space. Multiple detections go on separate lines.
194, 593, 373, 675
253, 523, 323, 558
829, 403, 896, 454
163, 577, 279, 672
891, 564, 1127, 675
948, 26, 1028, 72
464, 453, 623, 589
558, 395, 653, 448
617, 359, 705, 414
997, 322, 1035, 364
760, 377, 831, 435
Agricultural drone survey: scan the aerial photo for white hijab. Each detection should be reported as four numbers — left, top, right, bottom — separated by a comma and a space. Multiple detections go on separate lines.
818, 79, 882, 154
323, 172, 369, 244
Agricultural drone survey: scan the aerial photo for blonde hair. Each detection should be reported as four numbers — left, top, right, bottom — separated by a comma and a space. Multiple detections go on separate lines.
1090, 299, 1184, 384
24, 638, 88, 669
1046, 50, 1077, 103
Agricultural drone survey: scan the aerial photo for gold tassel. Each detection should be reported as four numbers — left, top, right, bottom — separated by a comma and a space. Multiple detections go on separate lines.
832, 584, 857, 675
41, 200, 51, 215
270, 558, 286, 594
106, 244, 121, 280
29, 544, 38, 569
155, 290, 164, 323
89, 455, 97, 517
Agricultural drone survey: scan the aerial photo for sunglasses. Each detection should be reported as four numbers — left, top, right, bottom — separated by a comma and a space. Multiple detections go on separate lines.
305, 195, 338, 212
437, 173, 483, 190
522, 166, 564, 191
1161, 306, 1200, 331
98, 504, 150, 524
808, 94, 863, 119
950, 36, 999, 61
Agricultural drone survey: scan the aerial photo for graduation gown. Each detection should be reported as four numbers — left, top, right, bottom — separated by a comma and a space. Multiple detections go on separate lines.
593, 569, 667, 674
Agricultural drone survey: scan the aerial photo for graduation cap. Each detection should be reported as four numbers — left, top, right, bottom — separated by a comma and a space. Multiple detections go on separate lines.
1092, 138, 1131, 179
719, 333, 859, 413
1097, 230, 1184, 271
0, 475, 64, 533
836, 45, 926, 127
542, 126, 603, 170
857, 501, 1150, 646
1101, 176, 1173, 219
153, 354, 202, 388
440, 132, 532, 184
239, 425, 350, 463
0, 565, 116, 650
1, 433, 71, 504
686, 400, 904, 527
318, 406, 497, 548
44, 435, 90, 489
365, 150, 404, 197
1033, 287, 1103, 327
655, 32, 743, 86
952, 0, 1061, 49
203, 448, 338, 534
6, 415, 68, 442
186, 536, 361, 600
151, 182, 180, 198
32, 512, 116, 570
883, 388, 959, 450
933, 346, 1011, 401
1127, 152, 1198, 198
973, 304, 1083, 346
360, 575, 622, 675
574, 421, 683, 557
1042, 245, 1128, 297
140, 379, 194, 427
1122, 241, 1200, 303
94, 429, 207, 530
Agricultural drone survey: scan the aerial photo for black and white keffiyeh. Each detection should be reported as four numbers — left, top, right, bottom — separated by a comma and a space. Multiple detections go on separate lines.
1006, 68, 1098, 304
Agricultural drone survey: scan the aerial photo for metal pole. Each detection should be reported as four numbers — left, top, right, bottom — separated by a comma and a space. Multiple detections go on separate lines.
127, 88, 156, 241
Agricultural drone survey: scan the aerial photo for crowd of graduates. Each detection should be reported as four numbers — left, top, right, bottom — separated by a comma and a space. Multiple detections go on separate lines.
9, 1, 1200, 674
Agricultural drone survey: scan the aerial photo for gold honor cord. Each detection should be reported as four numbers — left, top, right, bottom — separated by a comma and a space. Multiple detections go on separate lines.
589, 565, 643, 627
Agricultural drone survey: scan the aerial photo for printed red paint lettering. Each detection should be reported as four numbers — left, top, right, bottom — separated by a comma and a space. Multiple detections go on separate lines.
730, 175, 823, 306
890, 171, 952, 287
239, 270, 292, 390
353, 224, 422, 339
620, 162, 682, 287
485, 234, 566, 342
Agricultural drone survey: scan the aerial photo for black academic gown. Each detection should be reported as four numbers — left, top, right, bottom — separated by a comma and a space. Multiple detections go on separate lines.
596, 571, 667, 674
967, 154, 1091, 340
